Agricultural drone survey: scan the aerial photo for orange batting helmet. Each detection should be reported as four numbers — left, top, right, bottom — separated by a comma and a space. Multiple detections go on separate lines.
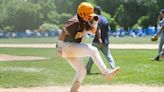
77, 2, 95, 19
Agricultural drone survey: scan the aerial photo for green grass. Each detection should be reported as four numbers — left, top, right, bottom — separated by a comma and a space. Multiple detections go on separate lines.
0, 48, 163, 88
0, 37, 57, 44
0, 36, 159, 44
109, 36, 158, 44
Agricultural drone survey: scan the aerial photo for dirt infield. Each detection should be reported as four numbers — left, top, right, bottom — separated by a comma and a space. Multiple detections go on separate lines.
0, 54, 49, 61
0, 84, 164, 92
0, 44, 159, 49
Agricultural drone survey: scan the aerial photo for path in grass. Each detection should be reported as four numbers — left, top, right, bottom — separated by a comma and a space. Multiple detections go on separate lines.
0, 54, 49, 61
0, 84, 164, 92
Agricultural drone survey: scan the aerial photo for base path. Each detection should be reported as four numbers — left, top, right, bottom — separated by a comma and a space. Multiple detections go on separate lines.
0, 54, 48, 61
0, 84, 164, 92
0, 44, 158, 49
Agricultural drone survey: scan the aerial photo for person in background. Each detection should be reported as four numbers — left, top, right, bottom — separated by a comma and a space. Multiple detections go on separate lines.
153, 9, 164, 61
86, 6, 117, 74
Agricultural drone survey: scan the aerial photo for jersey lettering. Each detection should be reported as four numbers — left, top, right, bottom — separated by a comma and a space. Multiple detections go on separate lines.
75, 32, 84, 39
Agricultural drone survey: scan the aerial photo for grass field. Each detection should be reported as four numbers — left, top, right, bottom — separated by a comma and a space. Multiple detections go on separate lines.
0, 48, 164, 88
0, 36, 159, 44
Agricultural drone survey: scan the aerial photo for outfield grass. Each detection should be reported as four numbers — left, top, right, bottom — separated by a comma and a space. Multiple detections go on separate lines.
0, 48, 163, 88
0, 37, 57, 44
0, 36, 159, 44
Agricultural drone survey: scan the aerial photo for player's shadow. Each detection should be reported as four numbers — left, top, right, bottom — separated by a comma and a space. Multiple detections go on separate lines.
87, 72, 101, 75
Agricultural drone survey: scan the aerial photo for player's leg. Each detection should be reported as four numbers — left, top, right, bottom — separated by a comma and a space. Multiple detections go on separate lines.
86, 43, 100, 74
65, 57, 86, 92
155, 33, 164, 60
158, 33, 164, 53
62, 43, 120, 78
62, 43, 107, 73
159, 50, 164, 59
86, 57, 94, 74
100, 44, 116, 69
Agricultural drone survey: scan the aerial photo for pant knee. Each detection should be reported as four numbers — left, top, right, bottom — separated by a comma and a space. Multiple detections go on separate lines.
81, 69, 87, 75
89, 46, 99, 55
77, 68, 87, 77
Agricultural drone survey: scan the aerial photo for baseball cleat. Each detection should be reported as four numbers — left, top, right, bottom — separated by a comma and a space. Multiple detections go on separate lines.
70, 81, 80, 92
160, 53, 164, 60
152, 55, 160, 61
104, 67, 120, 80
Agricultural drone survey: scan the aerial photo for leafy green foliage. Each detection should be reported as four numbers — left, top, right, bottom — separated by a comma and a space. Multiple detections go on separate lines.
0, 0, 163, 32
133, 16, 149, 29
39, 23, 59, 31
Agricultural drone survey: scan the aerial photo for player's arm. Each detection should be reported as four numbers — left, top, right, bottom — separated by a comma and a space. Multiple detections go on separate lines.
57, 27, 70, 48
151, 26, 164, 41
96, 28, 103, 44
156, 26, 164, 37
58, 28, 68, 41
156, 15, 163, 36
57, 20, 74, 46
91, 16, 99, 34
85, 16, 99, 35
56, 28, 70, 56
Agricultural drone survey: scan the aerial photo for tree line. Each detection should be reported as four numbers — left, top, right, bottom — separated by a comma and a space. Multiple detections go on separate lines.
0, 0, 163, 32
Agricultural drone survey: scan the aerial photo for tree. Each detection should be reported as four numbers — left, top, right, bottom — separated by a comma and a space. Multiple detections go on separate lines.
0, 0, 163, 32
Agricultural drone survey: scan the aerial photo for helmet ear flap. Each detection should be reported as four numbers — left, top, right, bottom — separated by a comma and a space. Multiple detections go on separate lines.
79, 12, 84, 18
83, 13, 86, 16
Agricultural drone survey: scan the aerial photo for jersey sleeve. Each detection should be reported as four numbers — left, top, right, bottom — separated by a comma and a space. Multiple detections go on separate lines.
85, 21, 92, 31
62, 20, 78, 35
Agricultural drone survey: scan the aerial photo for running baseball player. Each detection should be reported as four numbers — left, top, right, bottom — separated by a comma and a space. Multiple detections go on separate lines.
152, 9, 164, 61
56, 2, 120, 92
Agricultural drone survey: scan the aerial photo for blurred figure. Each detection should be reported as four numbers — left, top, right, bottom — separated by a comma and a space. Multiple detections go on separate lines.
148, 25, 156, 36
136, 26, 145, 37
86, 6, 116, 74
153, 9, 164, 61
128, 28, 136, 37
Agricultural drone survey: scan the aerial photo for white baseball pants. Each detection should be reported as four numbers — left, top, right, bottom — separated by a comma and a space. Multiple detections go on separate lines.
61, 42, 108, 83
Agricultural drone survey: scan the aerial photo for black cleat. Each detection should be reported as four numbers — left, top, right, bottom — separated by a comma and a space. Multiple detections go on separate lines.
87, 71, 91, 75
153, 56, 160, 61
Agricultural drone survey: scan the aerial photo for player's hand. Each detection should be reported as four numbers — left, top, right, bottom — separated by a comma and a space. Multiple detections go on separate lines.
91, 15, 99, 34
99, 39, 103, 48
93, 15, 98, 21
56, 40, 63, 57
56, 40, 63, 47
56, 47, 62, 57
151, 35, 158, 41
99, 43, 103, 48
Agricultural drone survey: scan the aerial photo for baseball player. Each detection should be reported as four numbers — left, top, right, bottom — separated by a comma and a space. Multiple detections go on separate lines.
86, 6, 116, 74
152, 9, 164, 61
56, 2, 120, 92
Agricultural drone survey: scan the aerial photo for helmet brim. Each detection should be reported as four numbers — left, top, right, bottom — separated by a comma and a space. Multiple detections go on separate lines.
89, 13, 97, 17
